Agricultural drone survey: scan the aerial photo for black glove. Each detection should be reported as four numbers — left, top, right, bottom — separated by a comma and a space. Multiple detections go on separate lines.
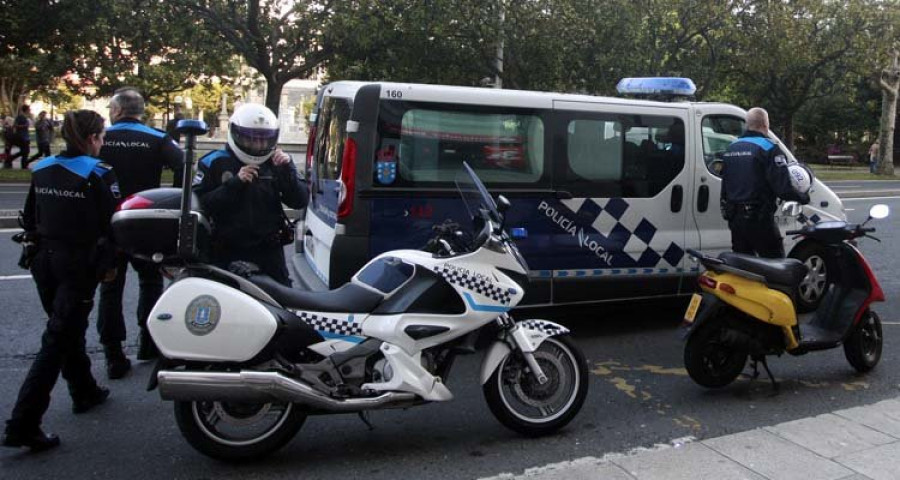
12, 231, 39, 270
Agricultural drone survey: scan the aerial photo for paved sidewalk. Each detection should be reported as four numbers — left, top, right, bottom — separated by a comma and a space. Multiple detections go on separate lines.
481, 398, 900, 480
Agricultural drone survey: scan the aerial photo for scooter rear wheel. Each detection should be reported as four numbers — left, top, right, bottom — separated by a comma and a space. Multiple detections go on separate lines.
844, 310, 883, 373
684, 322, 748, 388
174, 399, 306, 462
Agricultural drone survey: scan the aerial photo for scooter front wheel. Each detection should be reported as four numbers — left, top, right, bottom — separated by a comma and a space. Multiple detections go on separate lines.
484, 335, 588, 437
844, 310, 883, 373
684, 322, 748, 388
174, 399, 306, 462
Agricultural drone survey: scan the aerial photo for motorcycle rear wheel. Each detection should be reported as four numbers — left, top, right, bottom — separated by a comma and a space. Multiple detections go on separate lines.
484, 335, 588, 437
844, 310, 883, 373
174, 399, 306, 462
684, 322, 748, 388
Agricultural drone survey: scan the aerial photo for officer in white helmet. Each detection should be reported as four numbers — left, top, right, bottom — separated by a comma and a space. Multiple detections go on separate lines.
193, 103, 308, 285
720, 107, 811, 258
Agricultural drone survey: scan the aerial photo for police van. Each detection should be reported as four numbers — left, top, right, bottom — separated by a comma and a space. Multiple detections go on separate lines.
296, 79, 845, 310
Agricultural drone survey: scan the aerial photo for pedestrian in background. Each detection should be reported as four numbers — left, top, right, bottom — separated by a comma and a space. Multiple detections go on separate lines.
3, 110, 120, 452
720, 107, 810, 258
96, 87, 184, 378
4, 105, 31, 168
29, 111, 54, 162
165, 104, 184, 144
2, 117, 15, 168
869, 139, 880, 174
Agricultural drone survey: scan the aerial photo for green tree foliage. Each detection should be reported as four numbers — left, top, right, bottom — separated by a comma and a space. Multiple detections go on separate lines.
66, 0, 237, 107
173, 0, 333, 116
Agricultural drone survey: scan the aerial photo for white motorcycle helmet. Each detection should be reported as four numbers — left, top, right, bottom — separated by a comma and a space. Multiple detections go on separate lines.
227, 103, 280, 165
788, 163, 813, 195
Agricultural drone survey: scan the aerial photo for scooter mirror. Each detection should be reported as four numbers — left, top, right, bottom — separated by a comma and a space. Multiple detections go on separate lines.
781, 201, 802, 217
496, 195, 510, 214
869, 204, 890, 220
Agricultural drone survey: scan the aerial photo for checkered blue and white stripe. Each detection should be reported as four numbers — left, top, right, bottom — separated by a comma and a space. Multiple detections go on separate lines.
433, 265, 512, 305
519, 319, 569, 336
295, 311, 362, 337
559, 197, 686, 268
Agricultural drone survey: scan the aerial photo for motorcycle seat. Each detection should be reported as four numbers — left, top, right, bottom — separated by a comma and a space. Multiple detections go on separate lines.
248, 274, 384, 313
718, 252, 808, 287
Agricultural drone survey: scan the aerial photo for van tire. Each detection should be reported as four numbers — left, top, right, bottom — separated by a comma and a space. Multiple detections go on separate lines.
789, 242, 829, 313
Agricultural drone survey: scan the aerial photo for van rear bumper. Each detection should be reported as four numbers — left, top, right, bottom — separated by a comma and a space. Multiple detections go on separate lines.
289, 250, 329, 292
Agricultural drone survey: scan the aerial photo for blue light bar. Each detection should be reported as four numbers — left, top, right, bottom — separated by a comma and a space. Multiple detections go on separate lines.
616, 77, 697, 97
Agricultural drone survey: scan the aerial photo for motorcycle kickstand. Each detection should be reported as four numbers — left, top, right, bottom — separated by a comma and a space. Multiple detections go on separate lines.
749, 355, 779, 393
358, 411, 375, 431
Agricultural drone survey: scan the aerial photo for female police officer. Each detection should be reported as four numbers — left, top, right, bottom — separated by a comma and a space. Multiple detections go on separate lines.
3, 110, 121, 452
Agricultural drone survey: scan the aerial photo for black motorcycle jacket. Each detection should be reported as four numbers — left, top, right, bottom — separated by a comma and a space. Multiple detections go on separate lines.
22, 152, 121, 246
721, 131, 810, 217
193, 148, 308, 249
99, 118, 184, 199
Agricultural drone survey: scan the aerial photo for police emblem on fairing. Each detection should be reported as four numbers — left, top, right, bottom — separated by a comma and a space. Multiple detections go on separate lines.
185, 295, 221, 336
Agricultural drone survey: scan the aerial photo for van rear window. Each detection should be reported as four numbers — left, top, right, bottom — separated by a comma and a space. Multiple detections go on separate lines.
374, 101, 545, 187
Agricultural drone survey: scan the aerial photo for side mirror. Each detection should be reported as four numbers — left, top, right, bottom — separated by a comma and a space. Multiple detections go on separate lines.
869, 204, 890, 220
496, 195, 510, 214
781, 201, 802, 217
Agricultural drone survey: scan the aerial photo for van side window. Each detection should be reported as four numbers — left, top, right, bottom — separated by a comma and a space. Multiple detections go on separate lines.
374, 101, 546, 187
701, 115, 744, 177
560, 113, 684, 198
314, 97, 352, 181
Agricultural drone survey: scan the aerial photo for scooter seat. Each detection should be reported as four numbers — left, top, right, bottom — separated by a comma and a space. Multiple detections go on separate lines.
718, 252, 808, 287
249, 275, 384, 313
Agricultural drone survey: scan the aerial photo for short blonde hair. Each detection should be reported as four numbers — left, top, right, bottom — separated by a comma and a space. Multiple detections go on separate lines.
746, 108, 769, 132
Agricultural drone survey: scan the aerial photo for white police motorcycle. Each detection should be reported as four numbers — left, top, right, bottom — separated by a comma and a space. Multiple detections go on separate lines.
114, 138, 588, 461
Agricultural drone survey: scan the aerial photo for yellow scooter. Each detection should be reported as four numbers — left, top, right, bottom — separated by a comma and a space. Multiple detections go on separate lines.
681, 203, 889, 389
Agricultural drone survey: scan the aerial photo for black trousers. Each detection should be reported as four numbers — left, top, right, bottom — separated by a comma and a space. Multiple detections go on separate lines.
4, 139, 29, 168
6, 247, 100, 433
97, 256, 163, 345
29, 141, 51, 162
213, 243, 292, 286
728, 216, 785, 259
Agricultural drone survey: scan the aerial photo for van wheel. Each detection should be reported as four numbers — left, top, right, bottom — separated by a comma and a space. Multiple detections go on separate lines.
844, 310, 882, 373
790, 242, 829, 313
684, 322, 747, 388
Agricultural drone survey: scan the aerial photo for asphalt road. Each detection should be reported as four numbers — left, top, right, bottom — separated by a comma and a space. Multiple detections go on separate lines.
0, 185, 28, 211
0, 198, 899, 479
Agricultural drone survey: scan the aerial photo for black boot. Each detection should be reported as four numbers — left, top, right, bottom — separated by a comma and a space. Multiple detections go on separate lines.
3, 427, 60, 452
72, 386, 110, 414
136, 329, 159, 361
104, 343, 131, 380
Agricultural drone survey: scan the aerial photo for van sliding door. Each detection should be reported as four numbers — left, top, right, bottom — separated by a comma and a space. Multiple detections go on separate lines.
550, 101, 690, 303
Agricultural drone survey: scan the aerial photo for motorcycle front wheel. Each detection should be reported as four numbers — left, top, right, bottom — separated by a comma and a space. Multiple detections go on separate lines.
844, 310, 883, 373
174, 399, 306, 462
684, 322, 748, 388
484, 335, 588, 437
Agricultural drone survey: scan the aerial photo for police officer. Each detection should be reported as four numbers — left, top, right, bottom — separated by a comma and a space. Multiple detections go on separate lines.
3, 110, 119, 452
97, 87, 184, 377
720, 107, 810, 258
193, 103, 307, 285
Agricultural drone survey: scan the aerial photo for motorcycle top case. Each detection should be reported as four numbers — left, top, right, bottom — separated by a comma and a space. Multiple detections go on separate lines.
148, 277, 279, 362
111, 188, 211, 261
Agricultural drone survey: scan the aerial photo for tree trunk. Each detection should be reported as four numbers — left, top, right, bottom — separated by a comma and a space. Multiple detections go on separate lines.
783, 113, 795, 151
877, 50, 899, 176
264, 77, 284, 118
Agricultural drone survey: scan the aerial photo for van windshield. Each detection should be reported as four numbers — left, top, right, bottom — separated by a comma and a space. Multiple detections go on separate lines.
374, 101, 545, 187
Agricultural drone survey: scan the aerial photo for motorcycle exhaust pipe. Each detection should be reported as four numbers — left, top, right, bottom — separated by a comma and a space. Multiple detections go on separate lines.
157, 370, 416, 412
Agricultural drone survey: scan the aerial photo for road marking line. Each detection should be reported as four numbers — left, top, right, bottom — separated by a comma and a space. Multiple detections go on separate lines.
881, 322, 900, 325
0, 228, 23, 233
842, 196, 900, 201
0, 275, 31, 281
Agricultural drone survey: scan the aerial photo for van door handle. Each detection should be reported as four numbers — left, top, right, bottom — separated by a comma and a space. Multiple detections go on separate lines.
697, 185, 709, 212
555, 190, 573, 199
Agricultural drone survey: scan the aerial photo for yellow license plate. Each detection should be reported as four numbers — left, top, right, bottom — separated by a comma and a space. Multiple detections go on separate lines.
683, 294, 702, 324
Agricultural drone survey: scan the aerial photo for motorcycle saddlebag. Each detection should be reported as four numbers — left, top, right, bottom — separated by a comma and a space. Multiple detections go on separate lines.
111, 188, 210, 261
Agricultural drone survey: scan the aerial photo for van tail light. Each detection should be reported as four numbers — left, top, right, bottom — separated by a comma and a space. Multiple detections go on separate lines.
117, 193, 154, 211
698, 275, 717, 290
337, 137, 357, 219
305, 125, 317, 174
